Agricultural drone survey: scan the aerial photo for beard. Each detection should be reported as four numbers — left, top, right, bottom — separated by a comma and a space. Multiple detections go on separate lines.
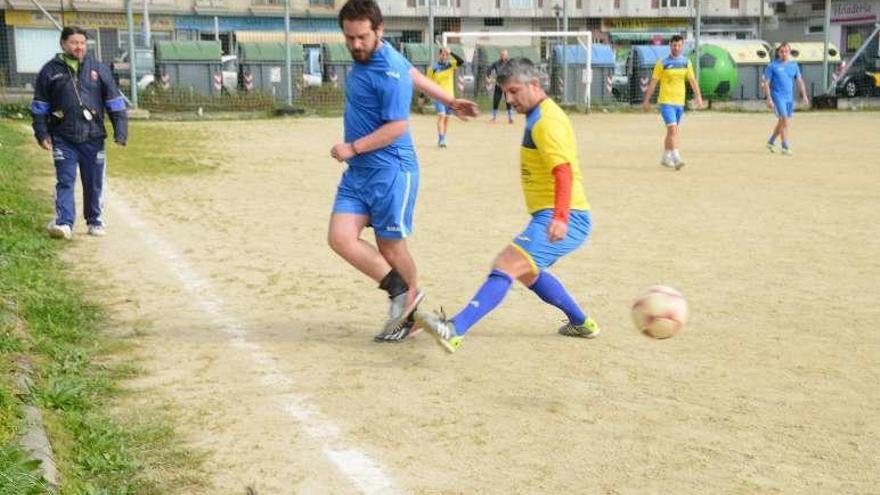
348, 38, 379, 63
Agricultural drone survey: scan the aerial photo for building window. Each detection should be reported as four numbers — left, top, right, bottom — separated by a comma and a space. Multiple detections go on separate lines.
614, 0, 620, 8
537, 0, 543, 7
660, 0, 687, 7
806, 25, 824, 34
14, 28, 58, 73
576, 0, 582, 7
811, 2, 824, 11
484, 17, 504, 26
308, 0, 333, 6
730, 0, 739, 8
651, 0, 659, 7
774, 2, 786, 13
508, 0, 531, 7
407, 0, 415, 6
496, 0, 500, 7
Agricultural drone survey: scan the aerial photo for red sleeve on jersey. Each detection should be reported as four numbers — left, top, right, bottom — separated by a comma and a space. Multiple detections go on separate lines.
552, 163, 572, 224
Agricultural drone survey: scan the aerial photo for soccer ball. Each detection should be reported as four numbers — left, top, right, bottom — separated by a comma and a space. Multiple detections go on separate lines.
631, 285, 688, 339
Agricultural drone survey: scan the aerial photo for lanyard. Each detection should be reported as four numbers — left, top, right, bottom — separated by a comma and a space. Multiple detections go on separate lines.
66, 64, 94, 121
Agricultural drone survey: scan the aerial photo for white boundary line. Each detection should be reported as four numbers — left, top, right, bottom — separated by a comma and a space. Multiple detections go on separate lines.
109, 192, 399, 495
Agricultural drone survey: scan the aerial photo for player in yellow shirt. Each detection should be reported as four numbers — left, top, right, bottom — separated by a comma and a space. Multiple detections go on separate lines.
416, 57, 599, 353
427, 46, 463, 147
642, 35, 704, 169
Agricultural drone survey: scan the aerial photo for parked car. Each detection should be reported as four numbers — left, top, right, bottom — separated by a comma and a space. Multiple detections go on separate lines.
836, 70, 880, 97
112, 48, 155, 91
611, 60, 629, 102
835, 56, 880, 97
221, 54, 238, 93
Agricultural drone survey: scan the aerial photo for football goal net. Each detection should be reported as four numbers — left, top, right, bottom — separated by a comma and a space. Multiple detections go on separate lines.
441, 30, 594, 112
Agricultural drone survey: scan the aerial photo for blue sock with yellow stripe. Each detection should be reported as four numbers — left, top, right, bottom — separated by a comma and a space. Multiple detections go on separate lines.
451, 269, 512, 335
528, 271, 586, 326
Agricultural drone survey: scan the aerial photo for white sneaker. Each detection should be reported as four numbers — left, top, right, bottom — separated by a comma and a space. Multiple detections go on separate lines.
672, 156, 685, 170
380, 289, 425, 336
87, 225, 106, 237
47, 222, 72, 240
660, 156, 676, 168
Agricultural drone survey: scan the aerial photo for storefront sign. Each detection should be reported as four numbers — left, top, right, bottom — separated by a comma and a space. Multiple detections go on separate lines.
831, 1, 877, 22
602, 18, 688, 32
5, 10, 172, 30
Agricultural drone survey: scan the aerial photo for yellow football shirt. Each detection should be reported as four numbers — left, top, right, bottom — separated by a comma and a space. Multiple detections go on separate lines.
520, 98, 589, 213
652, 56, 694, 105
427, 57, 458, 97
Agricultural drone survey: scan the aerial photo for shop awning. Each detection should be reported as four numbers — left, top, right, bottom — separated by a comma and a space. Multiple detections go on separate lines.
235, 30, 344, 44
610, 32, 680, 42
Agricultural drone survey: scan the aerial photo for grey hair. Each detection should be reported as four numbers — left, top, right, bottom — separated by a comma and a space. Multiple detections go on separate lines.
496, 57, 541, 85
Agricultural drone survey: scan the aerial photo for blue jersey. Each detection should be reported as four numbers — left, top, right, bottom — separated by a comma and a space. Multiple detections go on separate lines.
764, 60, 801, 102
344, 43, 416, 170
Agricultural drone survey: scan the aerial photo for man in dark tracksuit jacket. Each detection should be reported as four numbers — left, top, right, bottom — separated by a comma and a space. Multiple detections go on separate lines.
30, 26, 128, 239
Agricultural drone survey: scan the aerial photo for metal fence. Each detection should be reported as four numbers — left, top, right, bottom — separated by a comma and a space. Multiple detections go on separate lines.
2, 3, 879, 116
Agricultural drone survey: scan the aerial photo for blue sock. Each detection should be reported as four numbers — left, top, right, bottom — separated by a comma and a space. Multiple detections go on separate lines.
450, 269, 512, 335
492, 109, 498, 119
768, 135, 776, 144
781, 140, 789, 149
528, 271, 586, 326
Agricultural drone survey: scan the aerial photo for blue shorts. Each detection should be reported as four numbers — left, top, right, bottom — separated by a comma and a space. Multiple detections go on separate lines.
772, 96, 794, 118
512, 209, 591, 272
332, 165, 419, 239
660, 104, 685, 126
434, 101, 450, 115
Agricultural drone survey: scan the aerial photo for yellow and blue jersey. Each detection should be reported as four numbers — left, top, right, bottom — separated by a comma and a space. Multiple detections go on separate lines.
427, 57, 459, 97
651, 55, 695, 106
520, 98, 589, 214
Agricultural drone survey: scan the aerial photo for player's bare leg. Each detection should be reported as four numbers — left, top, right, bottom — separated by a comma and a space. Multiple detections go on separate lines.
327, 213, 391, 282
376, 237, 418, 303
328, 214, 422, 341
662, 124, 681, 169
779, 117, 793, 155
375, 237, 425, 342
437, 114, 448, 147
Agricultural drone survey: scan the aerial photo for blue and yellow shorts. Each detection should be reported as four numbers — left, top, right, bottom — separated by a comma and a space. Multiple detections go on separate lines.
511, 209, 591, 272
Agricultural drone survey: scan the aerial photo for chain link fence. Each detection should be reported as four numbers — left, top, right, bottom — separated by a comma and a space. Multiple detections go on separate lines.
2, 6, 879, 117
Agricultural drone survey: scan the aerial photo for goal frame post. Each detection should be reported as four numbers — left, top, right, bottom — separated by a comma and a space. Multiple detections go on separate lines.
440, 30, 593, 112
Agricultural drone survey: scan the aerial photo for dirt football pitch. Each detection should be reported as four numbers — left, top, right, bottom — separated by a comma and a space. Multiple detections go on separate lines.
48, 110, 879, 494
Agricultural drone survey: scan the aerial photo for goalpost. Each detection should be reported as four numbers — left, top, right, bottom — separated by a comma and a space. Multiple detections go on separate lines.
441, 30, 593, 112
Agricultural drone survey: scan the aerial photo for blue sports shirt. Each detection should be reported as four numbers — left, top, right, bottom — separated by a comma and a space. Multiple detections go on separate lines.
763, 60, 801, 102
344, 42, 416, 170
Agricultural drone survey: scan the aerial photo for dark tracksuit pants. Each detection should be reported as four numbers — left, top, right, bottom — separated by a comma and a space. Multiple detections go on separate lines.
492, 85, 512, 119
51, 135, 106, 228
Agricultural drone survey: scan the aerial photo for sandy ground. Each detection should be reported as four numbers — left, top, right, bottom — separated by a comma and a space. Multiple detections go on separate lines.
48, 110, 880, 494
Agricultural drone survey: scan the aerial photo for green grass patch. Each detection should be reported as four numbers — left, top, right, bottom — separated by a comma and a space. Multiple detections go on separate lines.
107, 122, 223, 178
0, 120, 203, 494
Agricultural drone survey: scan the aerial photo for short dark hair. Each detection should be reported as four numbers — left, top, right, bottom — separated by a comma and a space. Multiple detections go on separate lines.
338, 0, 383, 30
61, 26, 88, 41
670, 34, 684, 44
